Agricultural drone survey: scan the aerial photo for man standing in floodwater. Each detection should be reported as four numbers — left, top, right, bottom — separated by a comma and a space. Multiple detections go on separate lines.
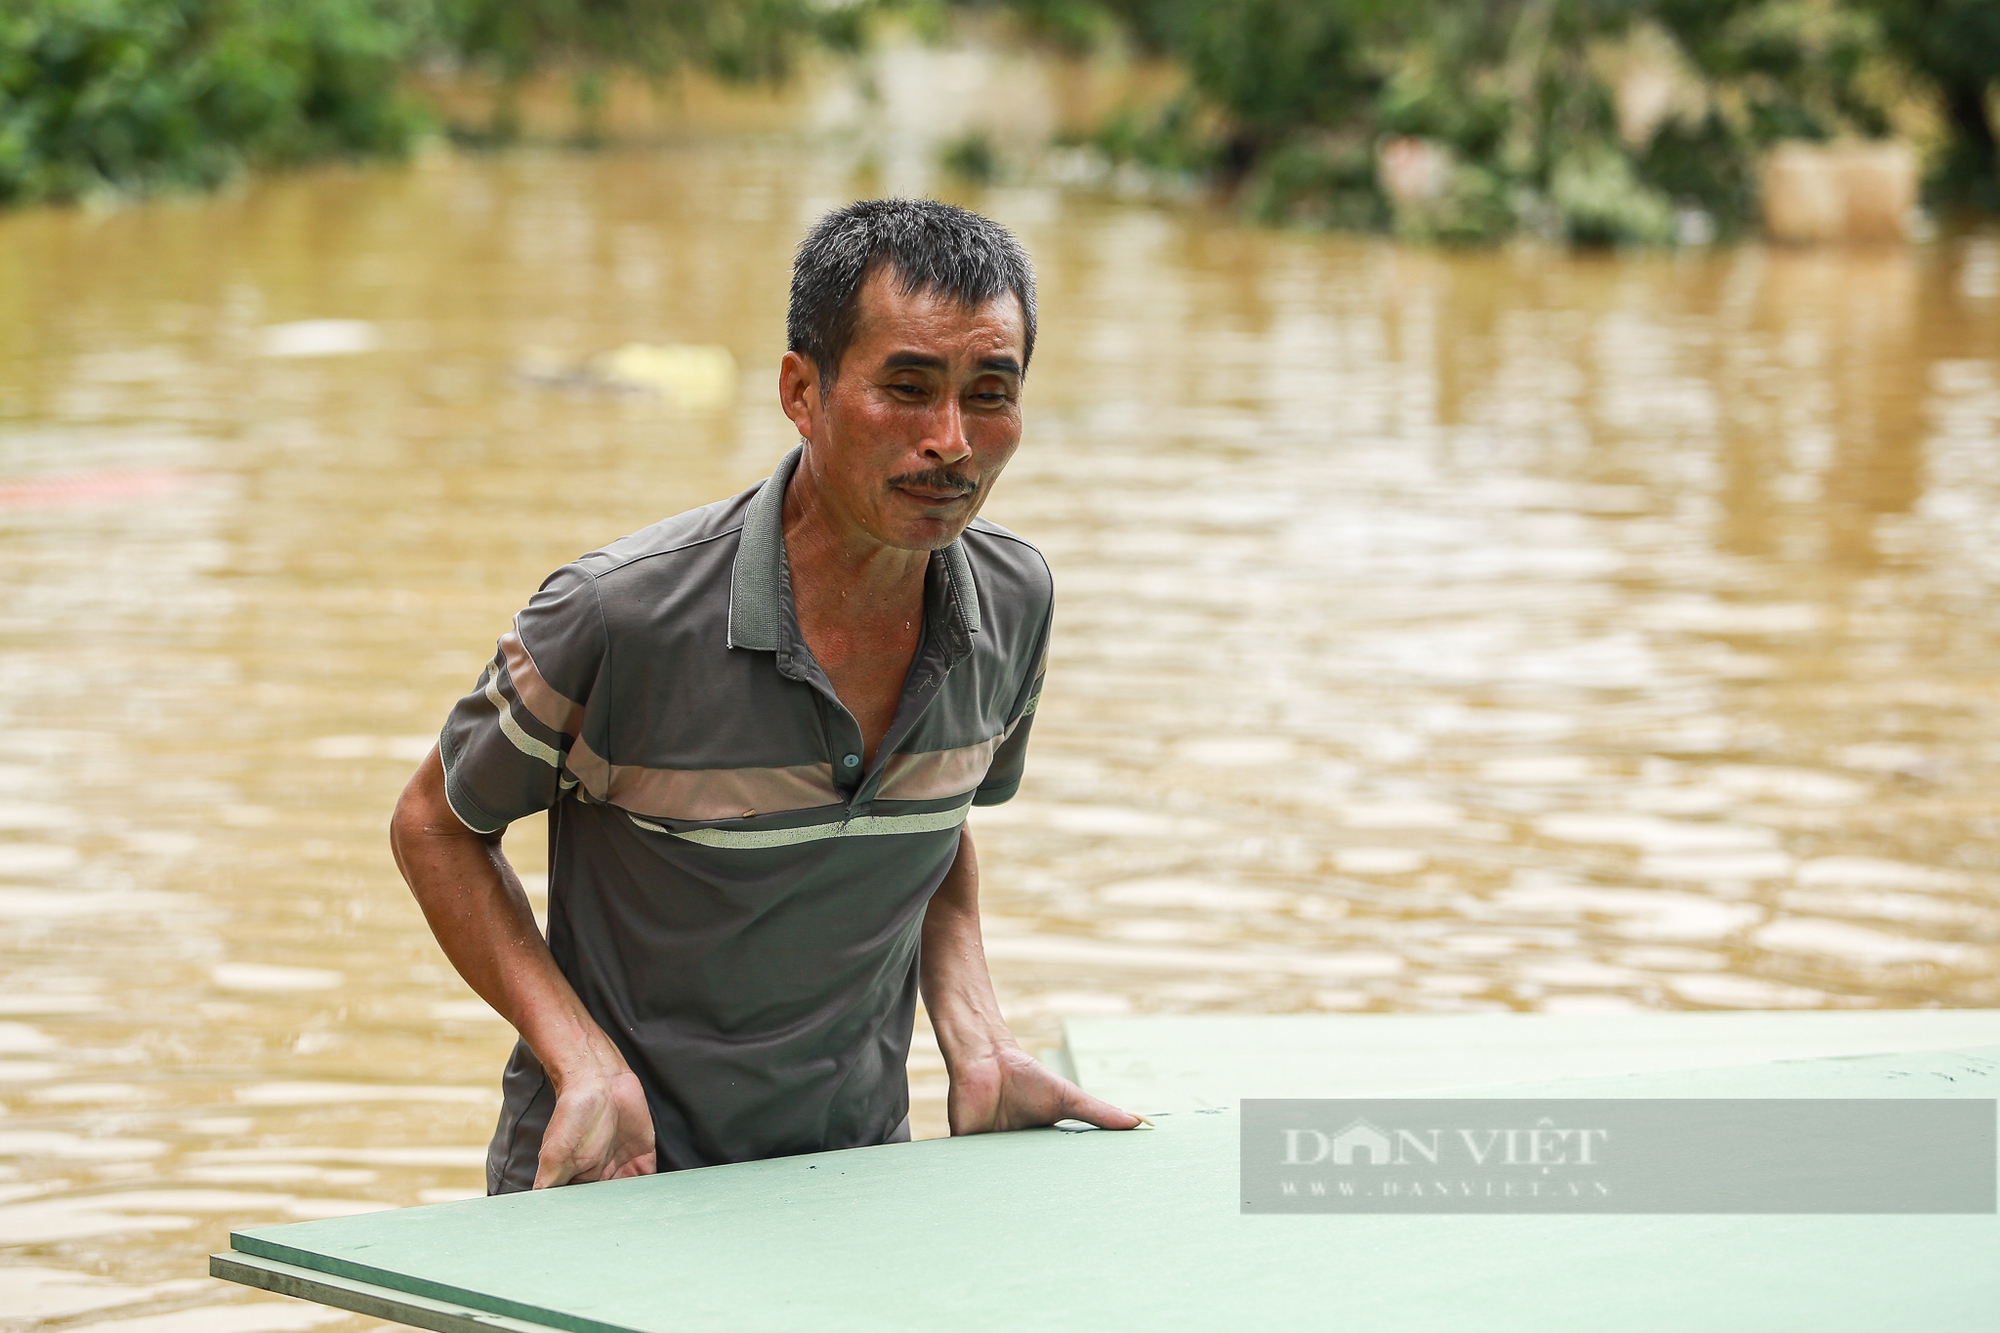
390, 199, 1140, 1191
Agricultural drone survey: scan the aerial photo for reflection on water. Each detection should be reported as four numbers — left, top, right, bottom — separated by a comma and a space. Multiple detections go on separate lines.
3, 73, 2000, 1330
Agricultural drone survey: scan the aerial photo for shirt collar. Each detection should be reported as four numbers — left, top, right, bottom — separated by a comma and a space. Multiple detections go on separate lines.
727, 443, 982, 652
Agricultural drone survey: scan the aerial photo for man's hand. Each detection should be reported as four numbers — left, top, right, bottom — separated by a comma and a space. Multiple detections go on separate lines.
535, 1064, 658, 1189
921, 827, 1144, 1136
945, 1039, 1142, 1135
390, 749, 660, 1188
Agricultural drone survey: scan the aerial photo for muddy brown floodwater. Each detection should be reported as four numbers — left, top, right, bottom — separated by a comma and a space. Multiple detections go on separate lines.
3, 61, 2000, 1333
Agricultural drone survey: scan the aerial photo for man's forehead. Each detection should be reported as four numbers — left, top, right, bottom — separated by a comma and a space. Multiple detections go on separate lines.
851, 266, 1025, 354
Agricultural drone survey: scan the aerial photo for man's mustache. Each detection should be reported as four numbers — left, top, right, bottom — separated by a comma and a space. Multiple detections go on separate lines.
887, 468, 979, 497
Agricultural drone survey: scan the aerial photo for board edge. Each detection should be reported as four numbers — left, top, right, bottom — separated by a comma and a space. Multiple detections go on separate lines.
211, 1251, 570, 1333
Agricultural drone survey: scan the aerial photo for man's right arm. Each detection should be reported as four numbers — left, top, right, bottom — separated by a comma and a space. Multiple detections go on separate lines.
390, 747, 655, 1187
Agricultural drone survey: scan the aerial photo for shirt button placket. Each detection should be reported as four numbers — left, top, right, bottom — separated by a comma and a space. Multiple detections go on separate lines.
840, 752, 863, 813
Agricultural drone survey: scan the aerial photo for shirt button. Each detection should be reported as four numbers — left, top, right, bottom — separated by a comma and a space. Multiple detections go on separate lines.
842, 753, 861, 770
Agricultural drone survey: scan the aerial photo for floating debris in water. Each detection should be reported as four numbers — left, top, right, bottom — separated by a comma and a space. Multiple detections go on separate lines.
259, 320, 379, 357
0, 468, 185, 510
516, 343, 737, 409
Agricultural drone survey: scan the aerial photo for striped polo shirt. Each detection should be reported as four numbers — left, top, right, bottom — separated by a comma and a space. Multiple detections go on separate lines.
439, 445, 1049, 1190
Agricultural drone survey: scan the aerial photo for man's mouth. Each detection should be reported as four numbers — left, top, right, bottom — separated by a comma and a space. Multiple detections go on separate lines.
889, 470, 978, 504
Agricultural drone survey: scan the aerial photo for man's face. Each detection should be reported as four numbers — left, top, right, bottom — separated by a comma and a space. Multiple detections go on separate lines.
782, 266, 1026, 552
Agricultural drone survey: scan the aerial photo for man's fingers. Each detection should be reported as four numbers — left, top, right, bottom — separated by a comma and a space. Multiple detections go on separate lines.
975, 1050, 1147, 1133
533, 1152, 578, 1190
527, 1071, 656, 1189
1058, 1086, 1145, 1130
534, 1103, 601, 1189
536, 1142, 652, 1187
606, 1151, 658, 1181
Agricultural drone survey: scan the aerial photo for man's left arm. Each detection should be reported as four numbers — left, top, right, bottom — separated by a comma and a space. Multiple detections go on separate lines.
920, 827, 1143, 1134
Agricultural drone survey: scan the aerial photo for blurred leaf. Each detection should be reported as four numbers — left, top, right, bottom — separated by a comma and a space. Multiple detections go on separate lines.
0, 0, 430, 205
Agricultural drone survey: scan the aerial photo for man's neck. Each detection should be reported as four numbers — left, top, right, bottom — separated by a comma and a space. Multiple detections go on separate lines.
779, 455, 935, 764
780, 457, 932, 622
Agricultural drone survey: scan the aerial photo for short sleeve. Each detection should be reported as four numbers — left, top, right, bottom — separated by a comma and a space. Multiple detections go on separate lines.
973, 599, 1050, 808
439, 565, 607, 835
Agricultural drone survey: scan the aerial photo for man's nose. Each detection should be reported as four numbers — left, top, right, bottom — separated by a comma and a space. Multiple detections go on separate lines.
922, 397, 973, 466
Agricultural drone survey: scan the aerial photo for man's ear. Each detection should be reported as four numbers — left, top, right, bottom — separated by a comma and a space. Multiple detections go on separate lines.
778, 351, 821, 438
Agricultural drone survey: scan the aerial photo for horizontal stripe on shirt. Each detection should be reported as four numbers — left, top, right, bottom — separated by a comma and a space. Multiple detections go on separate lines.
876, 735, 1002, 802
628, 802, 972, 848
500, 627, 584, 737
565, 736, 842, 821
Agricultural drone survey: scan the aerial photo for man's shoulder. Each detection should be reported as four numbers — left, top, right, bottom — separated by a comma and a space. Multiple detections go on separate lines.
564, 485, 757, 590
960, 517, 1052, 607
518, 485, 757, 649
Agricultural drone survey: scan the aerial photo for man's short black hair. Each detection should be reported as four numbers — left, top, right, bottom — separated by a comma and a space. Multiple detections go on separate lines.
788, 198, 1037, 383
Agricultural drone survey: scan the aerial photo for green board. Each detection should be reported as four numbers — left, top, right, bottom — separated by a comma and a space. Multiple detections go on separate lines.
214, 1023, 2000, 1333
1060, 1009, 2000, 1111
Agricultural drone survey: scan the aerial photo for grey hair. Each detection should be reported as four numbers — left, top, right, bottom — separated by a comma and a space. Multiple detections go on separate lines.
787, 198, 1037, 384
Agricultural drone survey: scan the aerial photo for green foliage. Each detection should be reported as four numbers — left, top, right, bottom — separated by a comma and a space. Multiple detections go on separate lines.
11, 0, 1986, 227
1635, 109, 1759, 232
926, 0, 1106, 50
1088, 93, 1216, 174
1856, 0, 2000, 207
1166, 0, 1386, 139
1, 0, 880, 205
993, 0, 1119, 50
1376, 64, 1510, 164
1393, 160, 1518, 245
1549, 138, 1676, 243
1659, 0, 1891, 139
435, 0, 871, 146
0, 0, 428, 205
939, 127, 1000, 181
434, 0, 843, 85
1048, 0, 1943, 242
1245, 133, 1384, 227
